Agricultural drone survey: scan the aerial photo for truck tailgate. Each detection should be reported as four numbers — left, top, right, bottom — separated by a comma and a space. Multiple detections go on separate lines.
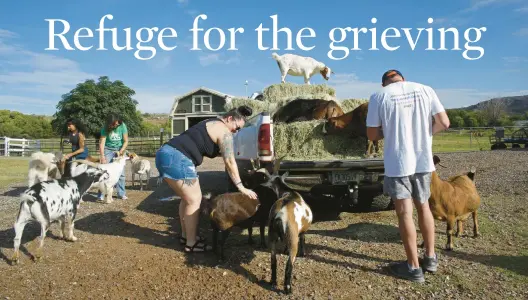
279, 158, 385, 172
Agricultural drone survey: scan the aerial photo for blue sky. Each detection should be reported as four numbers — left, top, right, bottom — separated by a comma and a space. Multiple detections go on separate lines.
0, 0, 527, 115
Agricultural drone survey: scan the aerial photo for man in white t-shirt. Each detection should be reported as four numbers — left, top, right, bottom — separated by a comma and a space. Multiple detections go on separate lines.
366, 69, 450, 282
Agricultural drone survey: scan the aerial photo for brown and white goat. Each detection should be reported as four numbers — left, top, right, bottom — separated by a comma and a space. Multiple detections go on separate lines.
267, 171, 313, 294
202, 159, 280, 261
428, 155, 481, 250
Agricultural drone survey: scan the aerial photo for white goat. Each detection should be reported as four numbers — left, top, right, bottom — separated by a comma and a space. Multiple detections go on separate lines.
272, 52, 334, 84
12, 167, 110, 264
75, 153, 129, 204
128, 152, 151, 190
28, 151, 61, 187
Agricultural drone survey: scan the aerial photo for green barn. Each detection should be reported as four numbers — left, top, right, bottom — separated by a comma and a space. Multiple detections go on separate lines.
169, 87, 235, 136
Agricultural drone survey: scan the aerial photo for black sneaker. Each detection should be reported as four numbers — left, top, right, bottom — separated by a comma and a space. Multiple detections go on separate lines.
421, 253, 438, 273
388, 261, 425, 283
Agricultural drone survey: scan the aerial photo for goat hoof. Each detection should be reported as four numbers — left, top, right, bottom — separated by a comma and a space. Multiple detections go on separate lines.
473, 233, 480, 238
284, 285, 292, 294
11, 254, 19, 265
67, 236, 78, 242
445, 245, 453, 251
270, 282, 278, 290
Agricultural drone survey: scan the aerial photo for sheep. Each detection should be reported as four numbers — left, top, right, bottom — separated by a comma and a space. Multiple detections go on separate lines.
11, 167, 110, 264
128, 152, 151, 191
75, 152, 129, 204
265, 166, 313, 294
427, 155, 481, 251
27, 151, 61, 187
201, 159, 279, 262
272, 52, 334, 84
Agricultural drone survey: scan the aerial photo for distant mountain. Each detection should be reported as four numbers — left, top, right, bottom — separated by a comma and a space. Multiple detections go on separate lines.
459, 95, 528, 115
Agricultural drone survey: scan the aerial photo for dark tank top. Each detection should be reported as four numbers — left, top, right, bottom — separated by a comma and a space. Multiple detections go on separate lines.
167, 118, 221, 166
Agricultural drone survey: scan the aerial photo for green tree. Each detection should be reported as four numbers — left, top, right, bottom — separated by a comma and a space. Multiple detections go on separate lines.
451, 116, 465, 128
0, 110, 55, 139
51, 76, 143, 137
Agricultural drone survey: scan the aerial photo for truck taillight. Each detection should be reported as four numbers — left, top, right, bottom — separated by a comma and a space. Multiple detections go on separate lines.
258, 123, 271, 156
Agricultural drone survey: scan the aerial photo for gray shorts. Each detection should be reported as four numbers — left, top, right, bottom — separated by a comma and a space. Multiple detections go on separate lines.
383, 172, 432, 204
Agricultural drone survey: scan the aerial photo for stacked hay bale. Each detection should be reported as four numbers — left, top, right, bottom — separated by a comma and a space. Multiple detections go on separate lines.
225, 83, 383, 161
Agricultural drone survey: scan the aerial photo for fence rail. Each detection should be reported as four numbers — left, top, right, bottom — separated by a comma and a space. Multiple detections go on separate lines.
1, 126, 526, 157
1, 133, 171, 157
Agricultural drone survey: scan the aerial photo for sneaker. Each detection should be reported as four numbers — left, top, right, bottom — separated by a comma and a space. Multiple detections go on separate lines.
119, 195, 128, 200
421, 253, 438, 273
388, 261, 425, 283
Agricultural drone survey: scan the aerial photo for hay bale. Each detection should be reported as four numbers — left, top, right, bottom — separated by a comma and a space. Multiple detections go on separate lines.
224, 98, 278, 117
339, 98, 369, 113
273, 120, 384, 161
262, 83, 335, 103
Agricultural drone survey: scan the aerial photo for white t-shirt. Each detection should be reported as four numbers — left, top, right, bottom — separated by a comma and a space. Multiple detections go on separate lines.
366, 81, 445, 177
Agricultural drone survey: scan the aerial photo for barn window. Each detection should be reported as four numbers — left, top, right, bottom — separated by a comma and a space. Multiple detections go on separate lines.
192, 95, 212, 113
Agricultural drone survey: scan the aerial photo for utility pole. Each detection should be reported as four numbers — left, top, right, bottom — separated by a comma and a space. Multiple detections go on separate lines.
245, 80, 248, 98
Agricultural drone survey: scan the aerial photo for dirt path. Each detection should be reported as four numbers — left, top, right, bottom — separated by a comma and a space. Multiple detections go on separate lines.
0, 151, 526, 300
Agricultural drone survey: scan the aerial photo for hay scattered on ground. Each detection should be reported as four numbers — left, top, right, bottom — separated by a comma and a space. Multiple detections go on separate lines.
261, 83, 335, 103
273, 120, 383, 160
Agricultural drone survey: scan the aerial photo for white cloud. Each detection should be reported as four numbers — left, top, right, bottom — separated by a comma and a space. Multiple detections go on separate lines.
145, 55, 171, 70
514, 6, 528, 12
327, 73, 526, 109
134, 87, 189, 114
502, 56, 528, 63
198, 52, 241, 66
513, 28, 528, 36
462, 0, 523, 12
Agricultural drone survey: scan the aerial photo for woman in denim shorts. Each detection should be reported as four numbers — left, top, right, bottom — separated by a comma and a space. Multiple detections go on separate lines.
156, 106, 258, 253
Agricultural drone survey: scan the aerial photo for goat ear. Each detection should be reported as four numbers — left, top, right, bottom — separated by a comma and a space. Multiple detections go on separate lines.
272, 155, 286, 175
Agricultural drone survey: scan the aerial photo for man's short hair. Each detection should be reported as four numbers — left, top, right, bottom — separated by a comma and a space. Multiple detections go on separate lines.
382, 69, 404, 84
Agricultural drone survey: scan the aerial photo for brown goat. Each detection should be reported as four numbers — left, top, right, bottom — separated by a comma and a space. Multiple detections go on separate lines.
428, 155, 481, 250
322, 102, 380, 157
312, 100, 344, 120
273, 99, 343, 124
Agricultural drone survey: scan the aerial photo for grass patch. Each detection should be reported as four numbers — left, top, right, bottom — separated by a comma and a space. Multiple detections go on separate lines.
0, 157, 28, 189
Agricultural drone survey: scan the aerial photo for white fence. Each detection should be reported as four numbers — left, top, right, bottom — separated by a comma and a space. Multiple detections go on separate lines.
0, 137, 39, 157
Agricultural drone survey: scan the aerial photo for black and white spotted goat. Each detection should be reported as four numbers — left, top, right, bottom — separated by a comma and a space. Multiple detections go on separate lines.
11, 166, 109, 264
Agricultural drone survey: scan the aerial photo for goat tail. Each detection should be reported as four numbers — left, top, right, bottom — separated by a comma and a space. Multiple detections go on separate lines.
467, 166, 477, 182
271, 52, 280, 60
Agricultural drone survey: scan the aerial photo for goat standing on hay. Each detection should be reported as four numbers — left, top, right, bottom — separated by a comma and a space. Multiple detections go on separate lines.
128, 152, 151, 190
272, 98, 344, 124
322, 102, 380, 158
272, 52, 334, 84
426, 155, 481, 251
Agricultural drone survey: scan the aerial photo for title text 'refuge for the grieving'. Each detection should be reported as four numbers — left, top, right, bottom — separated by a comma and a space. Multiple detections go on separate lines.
44, 14, 488, 61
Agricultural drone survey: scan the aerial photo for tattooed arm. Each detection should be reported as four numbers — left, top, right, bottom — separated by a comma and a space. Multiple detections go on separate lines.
218, 130, 258, 199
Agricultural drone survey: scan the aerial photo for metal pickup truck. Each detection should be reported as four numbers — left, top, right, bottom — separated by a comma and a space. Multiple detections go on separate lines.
228, 111, 386, 210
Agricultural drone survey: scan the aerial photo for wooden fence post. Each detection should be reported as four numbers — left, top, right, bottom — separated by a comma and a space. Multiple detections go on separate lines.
159, 128, 164, 147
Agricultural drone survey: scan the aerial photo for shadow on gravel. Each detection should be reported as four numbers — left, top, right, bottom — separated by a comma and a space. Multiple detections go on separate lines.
309, 222, 401, 244
442, 250, 528, 277
1, 186, 27, 197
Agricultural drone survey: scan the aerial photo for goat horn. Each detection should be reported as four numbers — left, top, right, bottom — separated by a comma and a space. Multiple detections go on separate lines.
272, 155, 287, 175
74, 159, 100, 168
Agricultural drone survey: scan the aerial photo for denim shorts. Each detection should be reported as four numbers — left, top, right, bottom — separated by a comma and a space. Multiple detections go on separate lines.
155, 144, 198, 182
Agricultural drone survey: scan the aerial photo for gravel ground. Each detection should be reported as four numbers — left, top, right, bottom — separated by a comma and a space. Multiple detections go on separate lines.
0, 149, 526, 300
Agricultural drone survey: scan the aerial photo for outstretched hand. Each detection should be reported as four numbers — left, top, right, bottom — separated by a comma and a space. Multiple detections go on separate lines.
240, 187, 258, 200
